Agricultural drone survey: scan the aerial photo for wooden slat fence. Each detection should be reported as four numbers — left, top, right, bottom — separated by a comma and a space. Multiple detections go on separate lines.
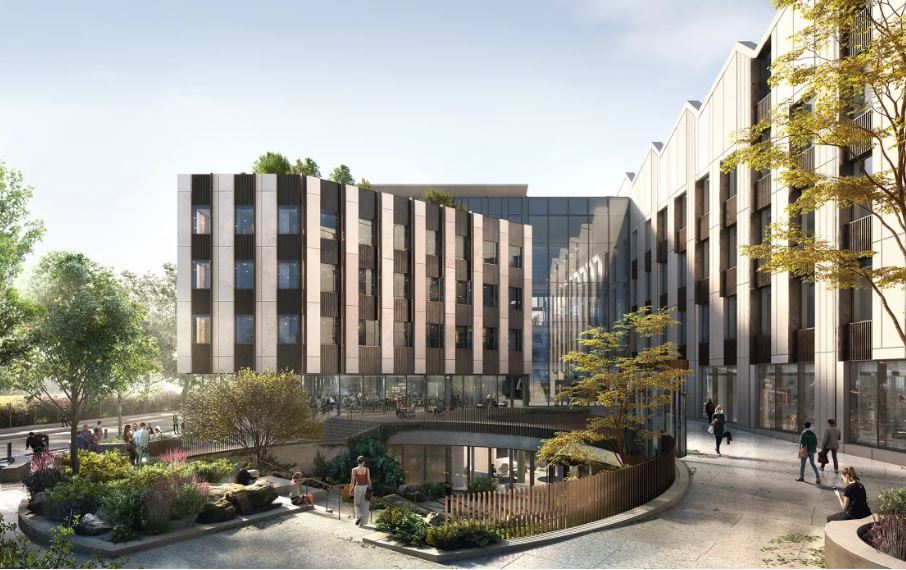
444, 450, 675, 540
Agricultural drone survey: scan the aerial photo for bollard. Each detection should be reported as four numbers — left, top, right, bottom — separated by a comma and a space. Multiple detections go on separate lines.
104, 428, 108, 439
7, 442, 12, 464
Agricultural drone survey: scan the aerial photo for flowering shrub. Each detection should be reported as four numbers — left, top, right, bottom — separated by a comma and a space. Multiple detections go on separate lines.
871, 513, 906, 561
29, 451, 62, 473
143, 479, 177, 534
171, 482, 209, 520
159, 449, 188, 464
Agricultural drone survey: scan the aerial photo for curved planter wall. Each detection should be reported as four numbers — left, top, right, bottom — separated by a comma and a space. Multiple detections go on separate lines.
825, 518, 906, 569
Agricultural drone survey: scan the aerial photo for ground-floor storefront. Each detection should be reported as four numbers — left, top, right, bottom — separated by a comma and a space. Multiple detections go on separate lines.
386, 443, 541, 489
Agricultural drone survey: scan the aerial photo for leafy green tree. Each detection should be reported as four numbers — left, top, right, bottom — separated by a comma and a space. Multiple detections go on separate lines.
422, 188, 456, 208
358, 178, 373, 190
291, 157, 321, 177
537, 307, 690, 462
120, 263, 176, 378
252, 152, 292, 174
328, 436, 404, 496
182, 369, 322, 467
328, 164, 355, 185
0, 161, 44, 368
7, 252, 158, 473
724, 0, 906, 347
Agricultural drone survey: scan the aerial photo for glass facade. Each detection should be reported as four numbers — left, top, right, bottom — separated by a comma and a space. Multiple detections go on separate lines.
701, 366, 737, 423
756, 364, 815, 433
849, 360, 906, 451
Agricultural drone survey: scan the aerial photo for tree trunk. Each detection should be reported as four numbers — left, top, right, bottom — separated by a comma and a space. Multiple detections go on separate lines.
69, 397, 80, 474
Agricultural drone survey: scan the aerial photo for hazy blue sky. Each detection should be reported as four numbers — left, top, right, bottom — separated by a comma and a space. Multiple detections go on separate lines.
0, 0, 775, 274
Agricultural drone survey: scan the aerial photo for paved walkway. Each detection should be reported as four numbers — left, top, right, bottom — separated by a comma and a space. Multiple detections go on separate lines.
2, 421, 905, 568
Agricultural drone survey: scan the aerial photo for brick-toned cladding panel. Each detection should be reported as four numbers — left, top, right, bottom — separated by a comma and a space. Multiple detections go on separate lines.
177, 175, 531, 378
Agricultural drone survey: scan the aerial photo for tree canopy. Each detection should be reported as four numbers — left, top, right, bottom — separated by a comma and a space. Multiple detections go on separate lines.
291, 157, 321, 177
252, 152, 292, 174
328, 164, 355, 185
423, 188, 456, 208
724, 0, 906, 347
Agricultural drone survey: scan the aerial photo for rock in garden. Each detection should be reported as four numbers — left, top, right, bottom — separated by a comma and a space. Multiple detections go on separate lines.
76, 513, 111, 536
229, 481, 278, 515
27, 492, 44, 515
196, 498, 236, 523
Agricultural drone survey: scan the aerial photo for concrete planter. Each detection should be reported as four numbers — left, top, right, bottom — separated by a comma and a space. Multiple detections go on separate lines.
825, 518, 906, 569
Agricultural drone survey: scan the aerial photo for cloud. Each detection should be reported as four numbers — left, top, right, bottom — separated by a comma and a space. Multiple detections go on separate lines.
577, 0, 774, 69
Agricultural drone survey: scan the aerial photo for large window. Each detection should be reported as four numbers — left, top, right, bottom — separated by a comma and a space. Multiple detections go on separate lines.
677, 252, 687, 287
359, 320, 379, 346
192, 206, 211, 235
509, 287, 522, 310
320, 317, 338, 345
427, 324, 444, 349
235, 206, 254, 234
757, 364, 815, 432
235, 261, 254, 289
235, 315, 254, 344
455, 235, 469, 260
483, 240, 498, 264
698, 304, 710, 342
850, 360, 906, 451
278, 315, 300, 344
456, 280, 471, 304
509, 245, 522, 268
428, 277, 443, 302
278, 206, 300, 235
394, 322, 413, 347
359, 219, 374, 246
702, 366, 736, 423
192, 260, 211, 289
482, 284, 498, 307
394, 224, 409, 250
724, 296, 737, 340
278, 261, 300, 289
193, 315, 211, 344
320, 211, 338, 239
320, 264, 337, 293
801, 281, 815, 328
359, 268, 376, 296
393, 273, 410, 298
455, 326, 472, 349
483, 327, 498, 351
426, 229, 440, 256
509, 329, 522, 352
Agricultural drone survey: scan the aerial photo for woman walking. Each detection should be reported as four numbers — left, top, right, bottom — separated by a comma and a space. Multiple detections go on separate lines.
349, 455, 372, 526
711, 405, 728, 456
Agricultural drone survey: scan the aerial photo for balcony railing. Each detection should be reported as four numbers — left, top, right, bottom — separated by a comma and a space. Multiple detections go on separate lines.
850, 7, 871, 56
753, 259, 771, 288
695, 278, 709, 305
751, 334, 771, 364
848, 110, 873, 159
697, 213, 710, 241
797, 145, 815, 172
847, 320, 872, 361
754, 172, 771, 210
847, 215, 872, 251
720, 267, 737, 297
754, 92, 772, 124
675, 227, 687, 252
657, 240, 668, 263
794, 327, 815, 363
722, 195, 737, 227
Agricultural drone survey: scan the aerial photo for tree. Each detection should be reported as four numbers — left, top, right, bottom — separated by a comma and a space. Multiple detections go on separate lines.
328, 164, 355, 185
120, 263, 176, 378
7, 252, 158, 473
358, 178, 373, 190
0, 161, 44, 368
291, 157, 321, 177
252, 152, 291, 175
181, 369, 323, 467
537, 307, 690, 462
423, 188, 455, 208
724, 0, 906, 347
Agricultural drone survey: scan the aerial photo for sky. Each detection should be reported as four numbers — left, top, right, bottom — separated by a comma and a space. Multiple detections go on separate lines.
0, 0, 776, 275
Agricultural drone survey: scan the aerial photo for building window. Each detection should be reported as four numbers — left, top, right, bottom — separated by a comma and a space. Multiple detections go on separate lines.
192, 260, 211, 289
455, 326, 472, 349
359, 268, 376, 296
455, 235, 469, 260
428, 277, 443, 302
427, 324, 444, 348
320, 210, 338, 239
394, 322, 413, 347
758, 364, 815, 433
320, 264, 337, 293
359, 220, 374, 246
483, 327, 498, 350
193, 315, 211, 344
698, 304, 710, 342
235, 206, 254, 234
192, 206, 211, 235
393, 273, 410, 298
725, 296, 737, 340
320, 317, 338, 345
278, 315, 300, 344
235, 261, 254, 289
278, 206, 299, 235
678, 310, 688, 345
235, 315, 254, 345
483, 240, 498, 264
278, 261, 300, 289
801, 281, 815, 329
393, 224, 409, 250
509, 329, 522, 352
426, 229, 440, 256
358, 320, 379, 346
677, 252, 687, 287
482, 284, 498, 307
509, 245, 522, 268
509, 287, 522, 310
456, 280, 471, 304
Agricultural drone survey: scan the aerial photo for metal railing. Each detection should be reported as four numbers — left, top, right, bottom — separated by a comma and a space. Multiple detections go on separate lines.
850, 7, 871, 56
754, 92, 772, 124
847, 215, 872, 251
848, 110, 873, 158
754, 172, 771, 211
847, 320, 873, 361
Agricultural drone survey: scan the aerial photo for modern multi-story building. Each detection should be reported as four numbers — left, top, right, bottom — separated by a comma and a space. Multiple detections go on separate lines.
176, 175, 533, 411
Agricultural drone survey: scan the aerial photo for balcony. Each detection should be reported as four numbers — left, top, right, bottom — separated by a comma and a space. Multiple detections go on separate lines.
657, 240, 668, 263
797, 145, 815, 173
724, 338, 737, 366
751, 334, 771, 364
754, 92, 772, 124
848, 110, 873, 159
847, 215, 872, 251
753, 259, 771, 288
698, 342, 709, 366
697, 213, 710, 241
849, 7, 871, 56
846, 320, 872, 361
794, 327, 815, 363
722, 195, 737, 227
675, 227, 687, 252
720, 267, 737, 297
695, 278, 709, 305
754, 172, 771, 211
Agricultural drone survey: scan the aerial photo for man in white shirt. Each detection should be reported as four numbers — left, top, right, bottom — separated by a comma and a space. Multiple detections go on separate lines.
133, 422, 150, 465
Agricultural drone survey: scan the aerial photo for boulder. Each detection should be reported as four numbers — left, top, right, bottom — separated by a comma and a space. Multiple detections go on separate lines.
27, 492, 44, 515
76, 513, 111, 536
229, 481, 278, 515
196, 498, 236, 524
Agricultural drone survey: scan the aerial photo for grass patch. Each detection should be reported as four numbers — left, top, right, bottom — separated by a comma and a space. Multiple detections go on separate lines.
762, 533, 824, 567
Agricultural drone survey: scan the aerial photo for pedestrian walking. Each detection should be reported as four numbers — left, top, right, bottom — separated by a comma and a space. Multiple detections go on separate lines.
820, 419, 841, 473
444, 480, 453, 511
705, 399, 716, 425
349, 455, 372, 526
172, 413, 179, 434
25, 432, 43, 455
709, 405, 732, 456
827, 467, 871, 522
123, 424, 136, 465
797, 421, 821, 485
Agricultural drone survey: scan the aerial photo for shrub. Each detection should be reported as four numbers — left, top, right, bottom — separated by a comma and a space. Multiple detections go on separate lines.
375, 506, 429, 546
0, 512, 121, 569
171, 483, 209, 520
69, 451, 133, 483
878, 488, 906, 516
871, 513, 906, 561
126, 463, 175, 489
426, 520, 501, 550
24, 468, 68, 498
159, 449, 188, 465
416, 481, 446, 500
43, 476, 104, 522
329, 437, 405, 496
30, 451, 62, 473
99, 483, 144, 542
467, 476, 497, 494
190, 458, 232, 483
312, 451, 330, 480
143, 479, 176, 534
